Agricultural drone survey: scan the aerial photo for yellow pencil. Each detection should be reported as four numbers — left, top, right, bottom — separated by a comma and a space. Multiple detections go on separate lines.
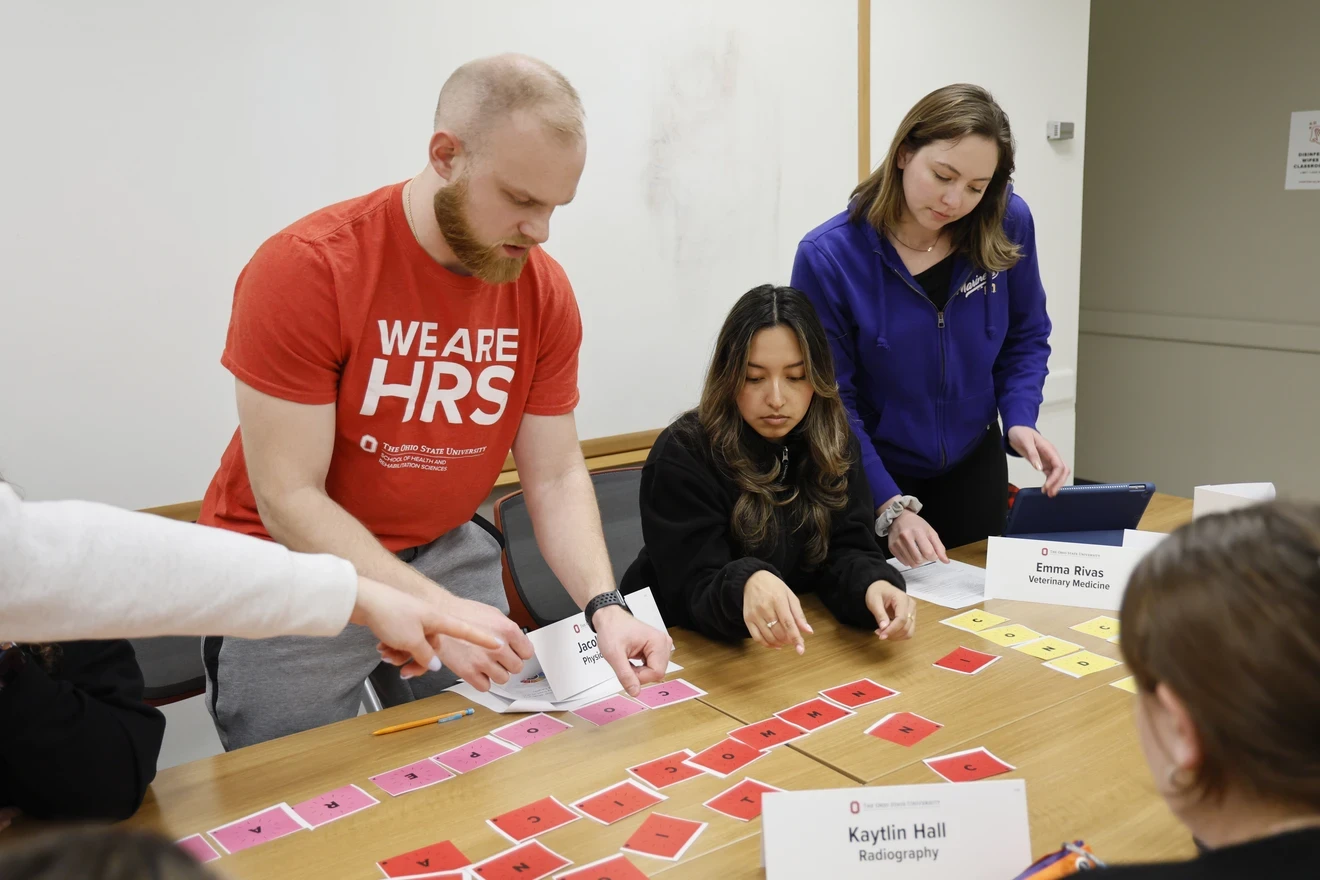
371, 707, 474, 736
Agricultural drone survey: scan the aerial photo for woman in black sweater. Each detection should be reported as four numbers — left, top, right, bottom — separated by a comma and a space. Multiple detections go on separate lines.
621, 285, 913, 652
0, 638, 165, 826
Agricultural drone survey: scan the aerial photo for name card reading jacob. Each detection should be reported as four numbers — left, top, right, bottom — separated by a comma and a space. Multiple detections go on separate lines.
984, 537, 1145, 611
529, 588, 668, 701
761, 780, 1029, 879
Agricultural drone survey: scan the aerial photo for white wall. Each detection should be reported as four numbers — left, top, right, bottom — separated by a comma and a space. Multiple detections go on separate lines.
870, 0, 1090, 488
0, 1, 857, 507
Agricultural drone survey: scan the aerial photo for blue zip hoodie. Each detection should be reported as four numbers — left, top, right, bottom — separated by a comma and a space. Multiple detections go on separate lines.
790, 192, 1051, 508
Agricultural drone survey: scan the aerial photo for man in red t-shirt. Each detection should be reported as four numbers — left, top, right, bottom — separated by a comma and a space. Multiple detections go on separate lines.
198, 54, 671, 750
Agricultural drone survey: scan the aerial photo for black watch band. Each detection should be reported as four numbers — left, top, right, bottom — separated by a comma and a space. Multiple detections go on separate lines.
584, 590, 631, 633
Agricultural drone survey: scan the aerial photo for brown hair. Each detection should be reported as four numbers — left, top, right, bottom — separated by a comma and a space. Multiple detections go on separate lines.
0, 828, 217, 880
850, 83, 1020, 272
683, 285, 853, 565
1120, 502, 1320, 808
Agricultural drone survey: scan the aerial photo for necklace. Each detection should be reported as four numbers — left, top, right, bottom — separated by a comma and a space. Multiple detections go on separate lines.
890, 228, 942, 253
404, 181, 416, 236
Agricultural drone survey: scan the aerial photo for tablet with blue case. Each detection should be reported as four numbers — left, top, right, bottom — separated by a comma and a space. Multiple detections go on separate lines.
1004, 482, 1156, 546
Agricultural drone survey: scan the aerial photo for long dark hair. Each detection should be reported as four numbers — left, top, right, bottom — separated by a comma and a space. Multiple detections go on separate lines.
683, 285, 852, 565
851, 83, 1020, 272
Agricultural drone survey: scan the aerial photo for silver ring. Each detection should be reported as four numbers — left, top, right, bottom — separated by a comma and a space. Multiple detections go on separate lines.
765, 620, 779, 628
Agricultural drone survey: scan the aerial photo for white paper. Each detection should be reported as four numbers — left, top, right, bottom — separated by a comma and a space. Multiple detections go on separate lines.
761, 780, 1030, 879
529, 587, 668, 701
447, 660, 683, 715
1285, 110, 1320, 190
1193, 482, 1276, 519
1121, 529, 1168, 555
890, 559, 986, 609
985, 536, 1146, 611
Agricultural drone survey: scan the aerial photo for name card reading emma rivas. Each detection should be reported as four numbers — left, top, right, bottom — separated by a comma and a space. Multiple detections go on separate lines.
761, 780, 1029, 879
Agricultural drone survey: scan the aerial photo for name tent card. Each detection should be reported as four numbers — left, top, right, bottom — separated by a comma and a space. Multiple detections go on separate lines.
985, 537, 1146, 610
761, 780, 1030, 879
529, 588, 667, 701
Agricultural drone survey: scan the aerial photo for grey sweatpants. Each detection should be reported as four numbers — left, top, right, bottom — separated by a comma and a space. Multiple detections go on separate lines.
203, 521, 506, 751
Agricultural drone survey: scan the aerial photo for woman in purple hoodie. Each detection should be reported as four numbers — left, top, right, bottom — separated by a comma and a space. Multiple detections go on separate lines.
792, 84, 1069, 567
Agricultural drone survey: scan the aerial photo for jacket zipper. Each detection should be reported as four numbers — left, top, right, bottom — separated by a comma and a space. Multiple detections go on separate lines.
893, 273, 950, 469
781, 445, 789, 477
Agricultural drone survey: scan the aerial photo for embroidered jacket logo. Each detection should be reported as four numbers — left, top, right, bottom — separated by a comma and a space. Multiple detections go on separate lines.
959, 271, 1000, 298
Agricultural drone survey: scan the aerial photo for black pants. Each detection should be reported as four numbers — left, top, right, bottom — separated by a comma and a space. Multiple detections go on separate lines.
891, 424, 1008, 551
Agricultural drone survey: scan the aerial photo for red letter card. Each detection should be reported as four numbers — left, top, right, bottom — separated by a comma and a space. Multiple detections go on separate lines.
727, 717, 806, 749
369, 758, 455, 796
774, 697, 855, 732
433, 736, 519, 774
865, 711, 943, 747
571, 694, 647, 727
924, 746, 1016, 782
820, 678, 899, 708
933, 646, 1001, 675
683, 738, 765, 778
626, 749, 705, 790
174, 834, 220, 864
290, 783, 379, 828
472, 840, 572, 880
551, 853, 648, 880
376, 840, 470, 877
703, 777, 784, 822
207, 803, 309, 855
620, 813, 708, 862
571, 779, 666, 825
488, 796, 580, 843
491, 713, 573, 749
633, 678, 707, 708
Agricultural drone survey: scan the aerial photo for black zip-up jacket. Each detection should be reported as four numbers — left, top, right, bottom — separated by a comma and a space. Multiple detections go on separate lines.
0, 639, 165, 821
621, 413, 905, 641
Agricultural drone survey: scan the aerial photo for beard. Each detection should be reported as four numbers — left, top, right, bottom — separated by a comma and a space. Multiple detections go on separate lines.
432, 175, 535, 284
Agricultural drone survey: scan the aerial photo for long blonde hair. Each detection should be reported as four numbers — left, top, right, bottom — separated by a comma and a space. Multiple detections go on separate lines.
851, 83, 1021, 272
683, 285, 852, 566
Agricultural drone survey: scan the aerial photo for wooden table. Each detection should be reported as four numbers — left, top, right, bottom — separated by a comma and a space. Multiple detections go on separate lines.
4, 494, 1196, 877
117, 692, 854, 878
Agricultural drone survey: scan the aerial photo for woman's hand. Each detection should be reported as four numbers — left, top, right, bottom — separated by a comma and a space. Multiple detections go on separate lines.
1007, 426, 1071, 496
353, 576, 507, 681
742, 570, 813, 654
887, 510, 949, 567
865, 581, 916, 641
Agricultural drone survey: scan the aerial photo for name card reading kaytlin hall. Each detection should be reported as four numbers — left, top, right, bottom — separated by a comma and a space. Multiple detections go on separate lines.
984, 536, 1148, 611
761, 780, 1030, 879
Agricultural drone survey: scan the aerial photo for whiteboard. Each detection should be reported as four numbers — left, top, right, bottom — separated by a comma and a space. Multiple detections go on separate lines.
0, 1, 857, 507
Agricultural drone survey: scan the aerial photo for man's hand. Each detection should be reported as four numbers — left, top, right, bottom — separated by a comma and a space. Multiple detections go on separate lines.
376, 591, 533, 689
593, 605, 673, 697
0, 807, 19, 833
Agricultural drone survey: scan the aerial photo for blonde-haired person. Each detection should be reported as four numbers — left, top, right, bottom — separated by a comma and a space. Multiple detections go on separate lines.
1097, 502, 1320, 876
620, 285, 913, 654
792, 84, 1069, 569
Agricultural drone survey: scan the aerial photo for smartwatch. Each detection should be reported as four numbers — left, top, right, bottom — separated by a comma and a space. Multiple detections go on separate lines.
585, 591, 632, 633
